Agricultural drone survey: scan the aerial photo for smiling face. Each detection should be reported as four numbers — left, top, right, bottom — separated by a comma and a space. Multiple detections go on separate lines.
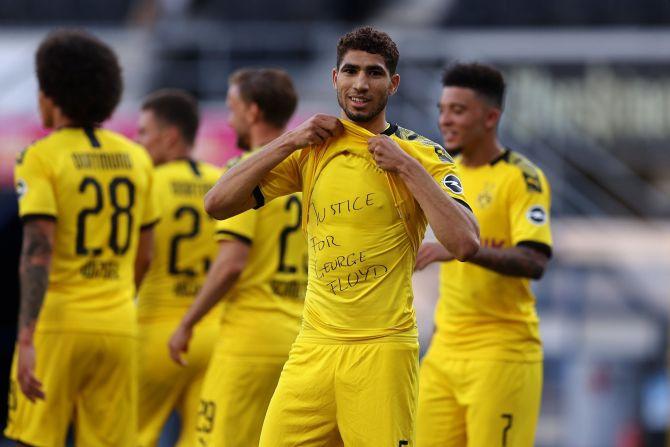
333, 50, 399, 124
438, 86, 500, 154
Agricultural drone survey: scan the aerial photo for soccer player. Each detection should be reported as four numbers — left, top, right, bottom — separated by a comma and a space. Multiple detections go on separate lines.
6, 30, 159, 446
415, 63, 552, 447
168, 68, 308, 446
134, 90, 221, 446
203, 27, 480, 446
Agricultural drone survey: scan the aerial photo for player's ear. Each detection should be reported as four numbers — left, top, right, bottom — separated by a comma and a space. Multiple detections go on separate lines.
38, 90, 53, 113
485, 107, 501, 130
38, 90, 58, 128
247, 102, 261, 124
389, 73, 400, 96
332, 67, 338, 90
166, 125, 181, 145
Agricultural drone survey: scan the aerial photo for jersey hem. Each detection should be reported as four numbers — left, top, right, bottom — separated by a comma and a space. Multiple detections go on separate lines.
3, 432, 49, 447
35, 326, 137, 337
216, 229, 252, 245
516, 240, 552, 258
453, 197, 472, 212
140, 217, 161, 230
428, 348, 543, 363
253, 185, 265, 209
21, 213, 57, 222
296, 324, 419, 345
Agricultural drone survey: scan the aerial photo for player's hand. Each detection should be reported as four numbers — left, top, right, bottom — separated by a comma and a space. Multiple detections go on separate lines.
415, 242, 455, 271
368, 135, 416, 173
17, 342, 45, 402
168, 323, 193, 367
284, 114, 343, 149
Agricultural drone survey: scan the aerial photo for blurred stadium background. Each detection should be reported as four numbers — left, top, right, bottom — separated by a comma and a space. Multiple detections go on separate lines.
0, 1, 669, 446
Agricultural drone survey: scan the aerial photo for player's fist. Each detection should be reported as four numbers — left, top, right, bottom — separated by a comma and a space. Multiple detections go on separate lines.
415, 242, 455, 271
168, 323, 193, 367
284, 114, 343, 149
368, 135, 415, 173
17, 342, 45, 402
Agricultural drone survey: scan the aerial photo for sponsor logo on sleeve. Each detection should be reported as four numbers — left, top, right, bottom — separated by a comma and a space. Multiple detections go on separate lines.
442, 174, 464, 195
16, 179, 26, 199
526, 205, 547, 225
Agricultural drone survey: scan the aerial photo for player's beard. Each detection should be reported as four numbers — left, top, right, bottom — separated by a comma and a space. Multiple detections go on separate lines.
337, 90, 388, 124
236, 132, 251, 151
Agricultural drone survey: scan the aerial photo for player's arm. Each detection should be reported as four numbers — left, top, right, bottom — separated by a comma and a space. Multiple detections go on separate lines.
416, 241, 549, 279
168, 239, 250, 365
204, 114, 343, 220
16, 218, 54, 402
134, 227, 154, 289
469, 163, 553, 278
469, 244, 549, 279
368, 135, 479, 261
417, 165, 552, 277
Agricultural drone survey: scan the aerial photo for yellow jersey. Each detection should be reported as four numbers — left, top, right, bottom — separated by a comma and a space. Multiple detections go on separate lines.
137, 159, 222, 323
215, 187, 307, 356
435, 150, 552, 361
14, 127, 159, 336
257, 119, 469, 342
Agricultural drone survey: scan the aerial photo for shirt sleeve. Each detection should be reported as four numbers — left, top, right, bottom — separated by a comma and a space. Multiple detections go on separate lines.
508, 167, 553, 254
256, 149, 303, 207
14, 146, 57, 220
408, 140, 471, 210
140, 155, 161, 229
215, 208, 258, 245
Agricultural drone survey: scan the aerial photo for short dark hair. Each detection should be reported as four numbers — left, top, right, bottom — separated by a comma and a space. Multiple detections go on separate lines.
229, 68, 297, 128
336, 26, 399, 75
36, 29, 122, 126
142, 89, 200, 145
442, 63, 506, 109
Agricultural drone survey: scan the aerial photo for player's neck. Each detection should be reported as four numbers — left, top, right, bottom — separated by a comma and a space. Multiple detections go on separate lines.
249, 123, 285, 149
460, 138, 505, 168
164, 145, 192, 164
52, 111, 74, 129
341, 110, 389, 135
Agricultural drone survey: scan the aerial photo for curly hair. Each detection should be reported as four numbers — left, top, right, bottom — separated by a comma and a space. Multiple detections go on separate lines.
36, 29, 122, 126
142, 89, 200, 145
228, 68, 298, 128
336, 26, 399, 74
442, 63, 506, 109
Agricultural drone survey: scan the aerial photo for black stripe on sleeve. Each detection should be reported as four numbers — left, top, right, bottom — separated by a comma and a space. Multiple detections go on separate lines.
453, 197, 472, 212
216, 230, 252, 245
517, 240, 552, 259
83, 127, 101, 148
381, 123, 398, 136
21, 213, 57, 223
252, 185, 265, 209
140, 218, 160, 231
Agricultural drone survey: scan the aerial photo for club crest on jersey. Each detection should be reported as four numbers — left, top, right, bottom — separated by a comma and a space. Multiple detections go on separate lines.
442, 174, 463, 194
16, 179, 26, 199
527, 205, 547, 225
477, 182, 495, 209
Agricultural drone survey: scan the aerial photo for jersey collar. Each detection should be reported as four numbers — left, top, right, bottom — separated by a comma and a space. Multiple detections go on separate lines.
489, 149, 511, 166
